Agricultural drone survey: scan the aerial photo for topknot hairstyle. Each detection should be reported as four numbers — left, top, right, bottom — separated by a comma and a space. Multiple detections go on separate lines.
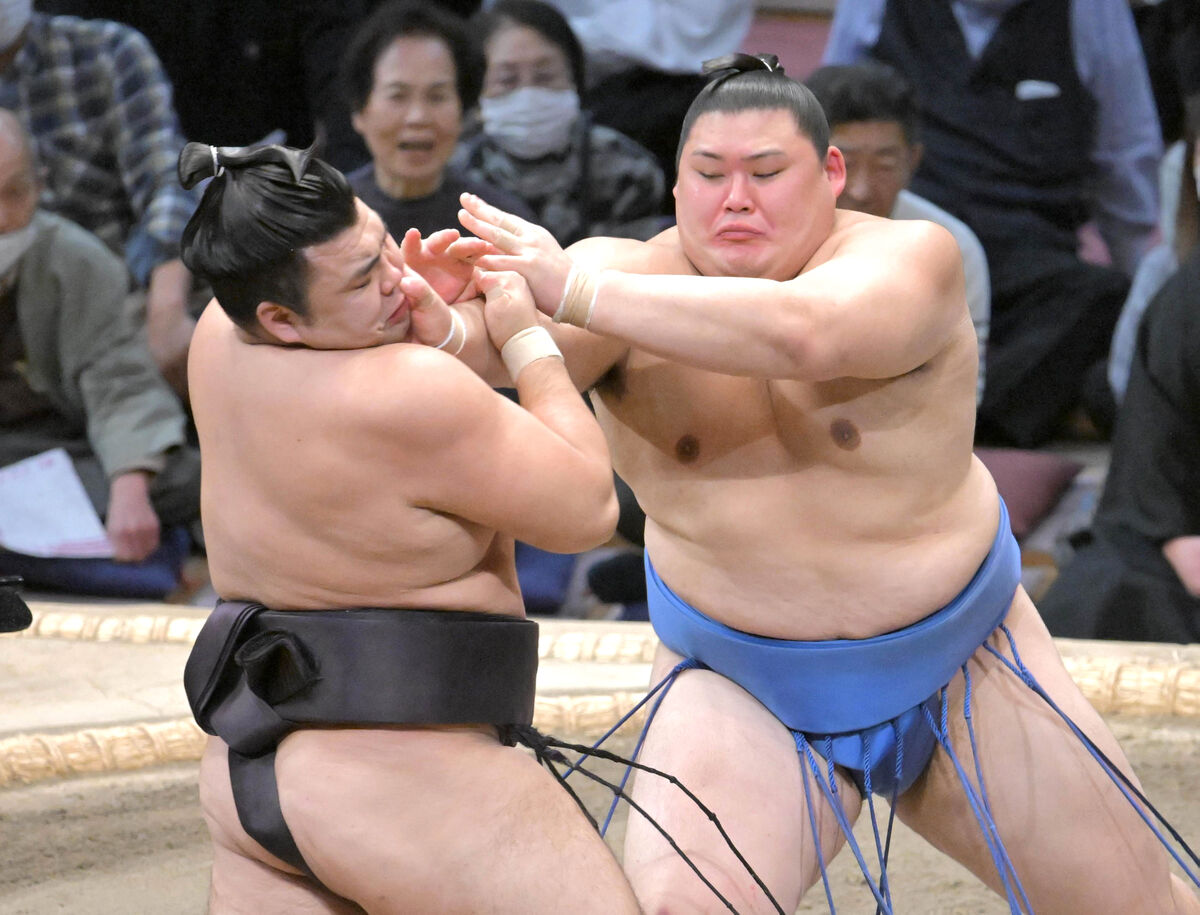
179, 141, 358, 330
676, 52, 830, 166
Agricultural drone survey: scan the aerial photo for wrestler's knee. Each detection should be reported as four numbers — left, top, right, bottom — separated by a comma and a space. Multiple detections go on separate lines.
627, 850, 787, 915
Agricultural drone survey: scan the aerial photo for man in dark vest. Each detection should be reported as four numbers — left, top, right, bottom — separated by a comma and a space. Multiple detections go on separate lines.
823, 0, 1163, 447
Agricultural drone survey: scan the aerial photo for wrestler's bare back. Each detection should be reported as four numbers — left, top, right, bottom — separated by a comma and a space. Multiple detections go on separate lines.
574, 212, 999, 640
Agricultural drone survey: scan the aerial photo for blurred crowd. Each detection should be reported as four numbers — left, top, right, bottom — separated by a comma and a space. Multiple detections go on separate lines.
0, 0, 1196, 643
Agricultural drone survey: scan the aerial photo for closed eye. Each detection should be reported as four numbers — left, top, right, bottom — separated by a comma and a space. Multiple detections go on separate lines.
753, 170, 782, 180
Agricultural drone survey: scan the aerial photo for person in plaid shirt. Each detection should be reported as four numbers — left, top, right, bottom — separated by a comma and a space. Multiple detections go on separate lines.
0, 0, 197, 397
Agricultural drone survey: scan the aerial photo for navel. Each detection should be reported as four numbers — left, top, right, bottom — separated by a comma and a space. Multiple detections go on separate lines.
829, 418, 860, 450
675, 434, 701, 463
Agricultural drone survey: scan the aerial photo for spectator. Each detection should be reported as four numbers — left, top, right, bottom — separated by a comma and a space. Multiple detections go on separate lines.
0, 109, 199, 580
340, 1, 533, 241
454, 0, 664, 246
32, 0, 364, 167
481, 0, 754, 195
806, 62, 990, 403
824, 0, 1163, 447
1038, 139, 1200, 644
0, 2, 199, 397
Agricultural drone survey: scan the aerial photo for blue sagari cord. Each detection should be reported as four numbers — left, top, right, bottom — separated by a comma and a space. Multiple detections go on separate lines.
564, 629, 1200, 914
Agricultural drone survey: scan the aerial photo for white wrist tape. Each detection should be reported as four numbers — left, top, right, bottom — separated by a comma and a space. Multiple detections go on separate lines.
434, 308, 467, 355
500, 326, 563, 380
552, 265, 599, 328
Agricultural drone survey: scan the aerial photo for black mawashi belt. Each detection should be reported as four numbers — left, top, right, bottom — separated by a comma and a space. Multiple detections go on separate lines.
185, 600, 540, 757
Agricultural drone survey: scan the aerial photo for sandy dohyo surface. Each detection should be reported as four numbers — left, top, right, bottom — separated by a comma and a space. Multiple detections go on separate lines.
1, 720, 1198, 915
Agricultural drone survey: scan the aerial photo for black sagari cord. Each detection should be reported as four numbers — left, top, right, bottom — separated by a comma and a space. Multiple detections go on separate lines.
0, 575, 33, 633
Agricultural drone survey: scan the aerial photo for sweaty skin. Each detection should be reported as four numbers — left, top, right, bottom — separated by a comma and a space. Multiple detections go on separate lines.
451, 107, 1200, 914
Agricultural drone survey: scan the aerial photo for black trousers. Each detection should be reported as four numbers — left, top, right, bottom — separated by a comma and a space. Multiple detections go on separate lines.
976, 241, 1129, 448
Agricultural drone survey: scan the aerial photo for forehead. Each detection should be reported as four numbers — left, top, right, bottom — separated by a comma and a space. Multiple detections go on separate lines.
373, 35, 457, 88
829, 120, 909, 153
487, 24, 566, 65
304, 200, 380, 278
683, 108, 815, 160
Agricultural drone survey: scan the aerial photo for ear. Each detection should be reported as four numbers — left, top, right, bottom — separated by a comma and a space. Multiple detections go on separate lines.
350, 108, 365, 138
255, 301, 306, 345
824, 145, 847, 198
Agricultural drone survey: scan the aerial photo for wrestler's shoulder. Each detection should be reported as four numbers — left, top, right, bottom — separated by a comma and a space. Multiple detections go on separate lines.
567, 227, 690, 275
350, 342, 499, 431
831, 210, 959, 260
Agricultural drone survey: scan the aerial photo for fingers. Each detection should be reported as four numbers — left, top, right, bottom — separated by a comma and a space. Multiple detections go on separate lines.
424, 228, 461, 254
399, 269, 444, 312
459, 192, 529, 234
445, 237, 494, 262
400, 228, 422, 262
457, 207, 516, 252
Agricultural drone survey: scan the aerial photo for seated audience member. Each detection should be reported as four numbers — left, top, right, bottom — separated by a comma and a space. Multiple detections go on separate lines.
0, 3, 199, 397
482, 0, 754, 197
1038, 153, 1200, 644
1108, 138, 1198, 405
824, 0, 1163, 447
454, 0, 665, 245
340, 1, 534, 241
0, 110, 199, 584
177, 140, 638, 911
806, 62, 990, 403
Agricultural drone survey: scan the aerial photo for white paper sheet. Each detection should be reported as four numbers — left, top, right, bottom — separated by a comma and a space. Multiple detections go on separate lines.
0, 448, 114, 558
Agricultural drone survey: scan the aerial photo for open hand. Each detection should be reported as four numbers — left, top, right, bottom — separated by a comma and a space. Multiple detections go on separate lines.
457, 193, 573, 318
400, 227, 477, 305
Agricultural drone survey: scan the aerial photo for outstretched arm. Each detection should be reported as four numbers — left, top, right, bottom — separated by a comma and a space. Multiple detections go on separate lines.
459, 193, 968, 381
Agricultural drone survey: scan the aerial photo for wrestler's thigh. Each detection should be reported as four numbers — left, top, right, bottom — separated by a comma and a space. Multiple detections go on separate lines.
895, 589, 1192, 914
274, 727, 640, 914
198, 738, 363, 914
622, 643, 861, 915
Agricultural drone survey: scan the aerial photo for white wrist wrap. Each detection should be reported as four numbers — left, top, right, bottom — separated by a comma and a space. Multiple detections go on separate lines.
434, 308, 467, 355
501, 326, 563, 380
552, 265, 599, 328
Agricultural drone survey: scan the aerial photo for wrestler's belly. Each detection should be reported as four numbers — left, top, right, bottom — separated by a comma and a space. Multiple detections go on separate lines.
639, 459, 1001, 641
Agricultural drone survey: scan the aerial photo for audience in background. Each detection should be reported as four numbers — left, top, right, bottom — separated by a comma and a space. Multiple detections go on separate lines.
484, 0, 753, 199
824, 0, 1162, 447
455, 0, 664, 246
340, 1, 533, 242
806, 62, 990, 403
1039, 138, 1200, 644
0, 109, 199, 592
2, 2, 198, 397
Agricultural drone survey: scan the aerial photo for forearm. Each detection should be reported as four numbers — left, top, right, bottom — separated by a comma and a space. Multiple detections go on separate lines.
583, 269, 810, 377
511, 350, 611, 474
1163, 536, 1200, 596
147, 259, 192, 318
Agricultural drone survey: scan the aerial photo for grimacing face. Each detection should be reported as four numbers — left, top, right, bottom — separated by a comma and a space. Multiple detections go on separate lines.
829, 119, 920, 218
261, 200, 415, 350
673, 108, 846, 281
352, 35, 463, 200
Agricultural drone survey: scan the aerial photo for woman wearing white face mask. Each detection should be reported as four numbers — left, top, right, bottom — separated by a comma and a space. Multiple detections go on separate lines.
452, 0, 665, 246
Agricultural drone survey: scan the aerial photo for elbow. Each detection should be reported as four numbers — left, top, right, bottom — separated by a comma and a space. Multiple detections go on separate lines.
561, 481, 620, 553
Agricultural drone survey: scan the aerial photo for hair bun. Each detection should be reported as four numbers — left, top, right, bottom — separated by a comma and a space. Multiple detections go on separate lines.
178, 140, 321, 190
701, 52, 784, 79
